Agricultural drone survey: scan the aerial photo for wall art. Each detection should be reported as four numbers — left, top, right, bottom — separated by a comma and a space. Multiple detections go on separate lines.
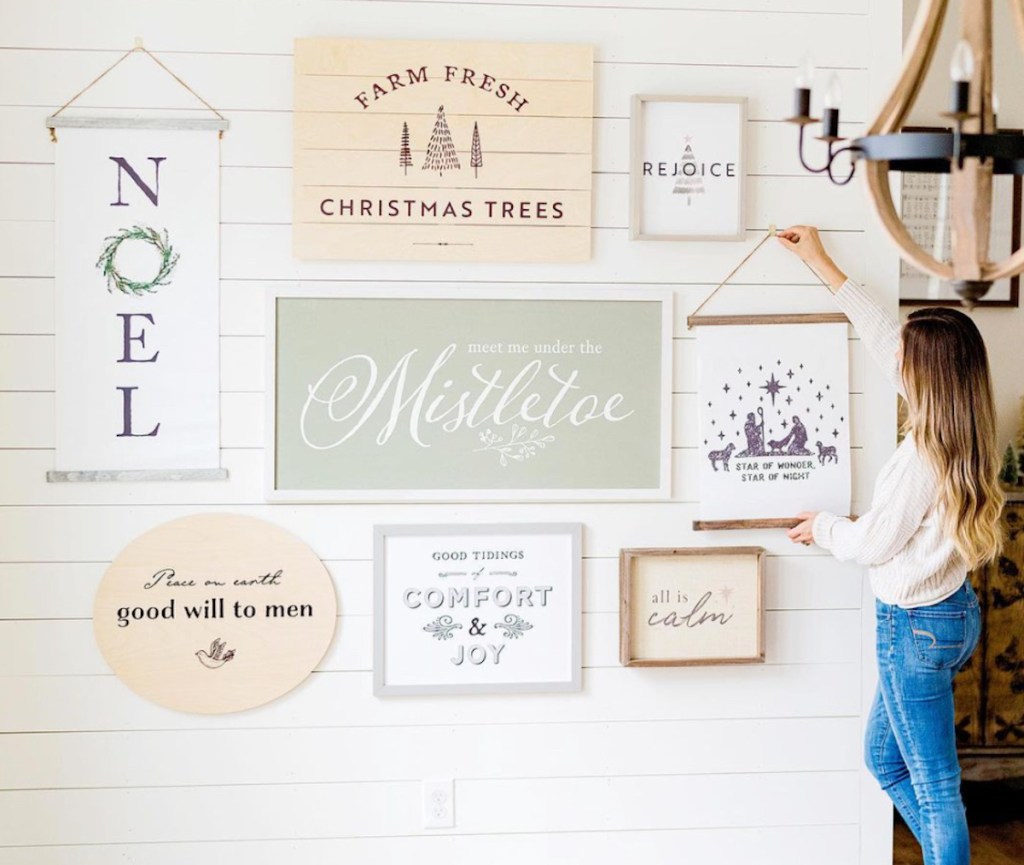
93, 514, 337, 714
694, 319, 851, 528
374, 523, 582, 695
630, 95, 746, 241
47, 119, 227, 481
293, 38, 594, 262
266, 287, 672, 501
899, 126, 1022, 308
620, 546, 764, 666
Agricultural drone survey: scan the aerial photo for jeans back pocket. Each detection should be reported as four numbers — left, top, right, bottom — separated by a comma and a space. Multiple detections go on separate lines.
906, 608, 969, 670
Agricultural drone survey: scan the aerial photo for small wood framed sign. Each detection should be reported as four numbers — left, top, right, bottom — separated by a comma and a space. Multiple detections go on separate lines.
620, 546, 765, 666
630, 95, 746, 241
375, 523, 582, 695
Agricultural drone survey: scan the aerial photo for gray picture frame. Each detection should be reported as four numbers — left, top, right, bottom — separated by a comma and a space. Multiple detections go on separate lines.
373, 522, 583, 696
629, 94, 747, 242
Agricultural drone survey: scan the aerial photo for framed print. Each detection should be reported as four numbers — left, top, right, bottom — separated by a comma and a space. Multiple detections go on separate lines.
694, 319, 851, 529
899, 126, 1022, 308
266, 286, 672, 502
374, 523, 582, 695
630, 95, 746, 241
293, 38, 594, 263
620, 546, 764, 666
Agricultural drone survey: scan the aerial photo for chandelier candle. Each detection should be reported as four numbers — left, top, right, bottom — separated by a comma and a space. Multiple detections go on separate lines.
949, 39, 974, 116
821, 73, 842, 140
793, 56, 814, 120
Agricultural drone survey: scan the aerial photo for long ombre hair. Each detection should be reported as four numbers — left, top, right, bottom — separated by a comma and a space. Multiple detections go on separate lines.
900, 307, 1004, 569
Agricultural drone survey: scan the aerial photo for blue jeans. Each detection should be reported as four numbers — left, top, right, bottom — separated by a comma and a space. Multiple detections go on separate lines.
866, 578, 982, 865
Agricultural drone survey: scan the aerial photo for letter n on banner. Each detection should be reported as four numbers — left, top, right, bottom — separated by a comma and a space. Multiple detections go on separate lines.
47, 119, 228, 481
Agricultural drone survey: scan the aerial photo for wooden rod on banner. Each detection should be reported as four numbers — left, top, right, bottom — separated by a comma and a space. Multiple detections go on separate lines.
686, 224, 847, 328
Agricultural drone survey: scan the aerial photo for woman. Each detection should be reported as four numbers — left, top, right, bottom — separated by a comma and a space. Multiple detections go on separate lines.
777, 225, 1004, 865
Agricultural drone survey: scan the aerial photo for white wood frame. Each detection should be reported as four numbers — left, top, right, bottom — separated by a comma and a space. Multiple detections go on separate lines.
629, 94, 747, 242
373, 522, 583, 695
264, 284, 674, 503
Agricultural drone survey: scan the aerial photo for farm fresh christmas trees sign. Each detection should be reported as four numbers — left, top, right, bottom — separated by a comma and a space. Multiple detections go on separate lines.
293, 38, 594, 262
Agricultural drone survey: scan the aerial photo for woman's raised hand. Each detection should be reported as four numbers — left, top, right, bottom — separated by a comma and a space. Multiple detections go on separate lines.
777, 225, 847, 291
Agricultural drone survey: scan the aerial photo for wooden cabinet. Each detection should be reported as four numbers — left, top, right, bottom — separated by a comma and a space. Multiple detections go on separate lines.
955, 495, 1024, 780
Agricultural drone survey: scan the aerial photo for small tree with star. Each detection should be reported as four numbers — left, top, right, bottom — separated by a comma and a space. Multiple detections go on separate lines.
470, 122, 483, 178
673, 141, 705, 204
422, 105, 460, 176
399, 121, 412, 175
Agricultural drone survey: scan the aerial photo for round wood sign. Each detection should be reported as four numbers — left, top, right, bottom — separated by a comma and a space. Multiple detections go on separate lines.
94, 514, 337, 714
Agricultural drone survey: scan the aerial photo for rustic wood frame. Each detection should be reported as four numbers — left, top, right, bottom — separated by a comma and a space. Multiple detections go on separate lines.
619, 545, 765, 667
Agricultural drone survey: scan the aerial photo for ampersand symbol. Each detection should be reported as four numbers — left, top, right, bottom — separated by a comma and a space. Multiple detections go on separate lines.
468, 617, 486, 636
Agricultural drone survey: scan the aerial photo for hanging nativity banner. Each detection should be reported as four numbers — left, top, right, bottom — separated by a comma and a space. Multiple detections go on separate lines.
292, 38, 594, 262
695, 321, 852, 528
47, 119, 227, 481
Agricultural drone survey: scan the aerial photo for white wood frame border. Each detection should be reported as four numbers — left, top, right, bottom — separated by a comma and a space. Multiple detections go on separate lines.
373, 522, 583, 696
264, 284, 674, 503
629, 94, 747, 242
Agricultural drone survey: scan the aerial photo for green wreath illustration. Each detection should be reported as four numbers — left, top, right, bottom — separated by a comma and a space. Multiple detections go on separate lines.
95, 225, 179, 296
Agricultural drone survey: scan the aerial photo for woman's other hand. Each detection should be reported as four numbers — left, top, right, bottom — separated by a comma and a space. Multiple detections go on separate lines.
787, 511, 818, 546
777, 225, 847, 291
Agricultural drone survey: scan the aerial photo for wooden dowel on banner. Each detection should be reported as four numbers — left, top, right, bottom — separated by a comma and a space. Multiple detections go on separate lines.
687, 312, 849, 327
693, 515, 858, 531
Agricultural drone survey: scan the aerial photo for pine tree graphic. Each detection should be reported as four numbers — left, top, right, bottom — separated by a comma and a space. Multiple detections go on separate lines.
399, 121, 412, 175
422, 105, 460, 176
470, 121, 483, 178
673, 140, 705, 204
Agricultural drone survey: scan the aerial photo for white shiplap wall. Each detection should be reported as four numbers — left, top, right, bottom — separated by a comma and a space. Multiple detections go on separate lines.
0, 0, 903, 862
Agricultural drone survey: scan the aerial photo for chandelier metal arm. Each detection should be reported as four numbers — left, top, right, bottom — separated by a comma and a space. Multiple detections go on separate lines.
868, 0, 949, 135
863, 159, 954, 281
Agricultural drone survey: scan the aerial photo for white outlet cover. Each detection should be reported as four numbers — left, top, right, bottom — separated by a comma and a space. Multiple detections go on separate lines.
422, 778, 455, 829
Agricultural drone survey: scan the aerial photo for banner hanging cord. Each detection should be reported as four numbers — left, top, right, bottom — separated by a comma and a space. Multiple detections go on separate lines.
687, 226, 833, 327
48, 41, 227, 142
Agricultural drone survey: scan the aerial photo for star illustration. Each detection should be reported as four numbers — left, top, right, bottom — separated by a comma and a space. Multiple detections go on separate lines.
832, 429, 839, 438
729, 410, 737, 420
719, 585, 734, 603
786, 369, 794, 379
759, 372, 786, 406
723, 383, 731, 393
718, 431, 725, 440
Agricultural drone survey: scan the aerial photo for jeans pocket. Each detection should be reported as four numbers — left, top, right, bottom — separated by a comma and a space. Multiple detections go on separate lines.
906, 608, 968, 670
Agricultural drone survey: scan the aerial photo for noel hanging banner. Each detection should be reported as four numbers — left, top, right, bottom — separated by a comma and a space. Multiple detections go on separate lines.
292, 38, 594, 262
48, 121, 226, 480
695, 321, 852, 527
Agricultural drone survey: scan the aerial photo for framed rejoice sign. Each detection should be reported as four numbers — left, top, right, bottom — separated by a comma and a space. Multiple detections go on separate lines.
265, 286, 672, 502
630, 95, 746, 241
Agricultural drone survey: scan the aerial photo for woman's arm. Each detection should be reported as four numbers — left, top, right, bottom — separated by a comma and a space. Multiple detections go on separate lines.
809, 447, 937, 564
777, 225, 905, 397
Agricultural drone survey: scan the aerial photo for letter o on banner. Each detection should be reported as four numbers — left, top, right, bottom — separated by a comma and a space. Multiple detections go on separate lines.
93, 514, 337, 714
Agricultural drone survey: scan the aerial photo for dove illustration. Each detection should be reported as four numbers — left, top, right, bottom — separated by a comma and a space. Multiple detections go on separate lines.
196, 638, 236, 669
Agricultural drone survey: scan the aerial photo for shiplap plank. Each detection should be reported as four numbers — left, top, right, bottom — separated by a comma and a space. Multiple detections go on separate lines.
0, 2, 868, 66
0, 825, 861, 865
0, 716, 860, 789
0, 607, 860, 676
0, 554, 865, 621
0, 663, 859, 732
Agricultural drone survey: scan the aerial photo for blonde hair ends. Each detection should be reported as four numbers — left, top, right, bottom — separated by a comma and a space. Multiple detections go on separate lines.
901, 307, 1004, 570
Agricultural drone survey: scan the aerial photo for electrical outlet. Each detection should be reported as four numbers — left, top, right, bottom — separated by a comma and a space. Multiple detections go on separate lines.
422, 778, 454, 829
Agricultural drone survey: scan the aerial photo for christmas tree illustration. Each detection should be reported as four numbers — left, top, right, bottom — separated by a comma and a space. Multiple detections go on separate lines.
399, 121, 412, 175
470, 121, 483, 178
673, 140, 705, 204
422, 105, 460, 176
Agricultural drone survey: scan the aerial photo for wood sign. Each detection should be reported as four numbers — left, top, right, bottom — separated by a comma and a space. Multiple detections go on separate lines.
293, 38, 594, 262
694, 319, 852, 529
93, 514, 337, 714
620, 546, 765, 666
374, 523, 582, 695
266, 286, 672, 502
48, 120, 226, 481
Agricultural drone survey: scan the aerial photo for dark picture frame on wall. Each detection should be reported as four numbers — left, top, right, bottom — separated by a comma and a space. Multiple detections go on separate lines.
898, 125, 1022, 309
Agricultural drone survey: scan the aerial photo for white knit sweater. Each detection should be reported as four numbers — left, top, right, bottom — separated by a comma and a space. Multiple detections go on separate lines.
811, 278, 966, 608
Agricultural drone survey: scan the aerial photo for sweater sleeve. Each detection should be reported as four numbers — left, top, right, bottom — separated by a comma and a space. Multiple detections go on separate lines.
832, 278, 905, 398
811, 446, 937, 565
